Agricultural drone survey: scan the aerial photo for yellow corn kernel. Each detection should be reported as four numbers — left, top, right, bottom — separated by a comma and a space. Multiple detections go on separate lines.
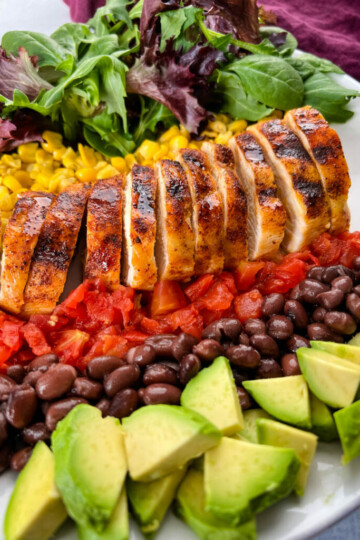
135, 140, 160, 163
153, 146, 168, 161
3, 175, 23, 193
76, 168, 97, 183
62, 147, 77, 168
201, 130, 217, 139
208, 120, 227, 134
0, 192, 14, 212
41, 131, 63, 153
159, 125, 180, 143
1, 154, 21, 169
59, 178, 76, 191
125, 154, 137, 169
188, 142, 202, 150
53, 146, 67, 161
48, 178, 60, 192
214, 114, 230, 125
215, 131, 232, 145
35, 175, 51, 189
111, 157, 127, 173
229, 119, 248, 133
96, 165, 119, 180
17, 143, 39, 163
93, 161, 108, 172
169, 136, 189, 152
13, 170, 32, 188
35, 149, 53, 165
179, 125, 191, 140
78, 143, 97, 168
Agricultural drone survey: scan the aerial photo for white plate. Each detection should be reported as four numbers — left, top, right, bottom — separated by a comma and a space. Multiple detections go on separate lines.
1, 2, 360, 539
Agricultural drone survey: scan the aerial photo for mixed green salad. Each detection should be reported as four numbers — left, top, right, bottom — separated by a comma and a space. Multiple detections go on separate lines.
0, 0, 359, 156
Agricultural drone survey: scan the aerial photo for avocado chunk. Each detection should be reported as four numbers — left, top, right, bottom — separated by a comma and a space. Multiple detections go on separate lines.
243, 375, 311, 429
297, 347, 360, 409
257, 418, 317, 496
233, 409, 272, 443
176, 469, 256, 540
309, 392, 338, 442
204, 437, 300, 525
311, 341, 360, 367
123, 405, 221, 482
77, 488, 129, 540
52, 404, 127, 531
348, 332, 360, 346
4, 441, 67, 540
127, 468, 186, 538
334, 400, 360, 464
181, 356, 243, 435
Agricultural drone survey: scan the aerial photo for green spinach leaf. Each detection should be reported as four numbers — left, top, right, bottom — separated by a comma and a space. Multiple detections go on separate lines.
259, 26, 298, 57
2, 31, 66, 67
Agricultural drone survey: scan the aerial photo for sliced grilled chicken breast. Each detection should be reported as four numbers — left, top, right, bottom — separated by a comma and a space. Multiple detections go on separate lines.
229, 133, 287, 260
202, 142, 248, 268
284, 106, 351, 233
22, 183, 90, 317
249, 120, 330, 252
155, 160, 195, 281
85, 176, 123, 290
0, 192, 54, 314
122, 165, 157, 290
177, 148, 224, 275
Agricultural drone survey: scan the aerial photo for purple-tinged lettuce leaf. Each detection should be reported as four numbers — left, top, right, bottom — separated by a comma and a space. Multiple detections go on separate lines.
0, 109, 45, 152
0, 47, 52, 102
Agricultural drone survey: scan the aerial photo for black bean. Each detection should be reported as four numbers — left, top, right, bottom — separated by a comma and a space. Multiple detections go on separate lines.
352, 257, 360, 271
346, 293, 360, 321
238, 332, 250, 346
353, 285, 360, 296
158, 360, 179, 372
108, 388, 138, 419
284, 300, 308, 330
237, 387, 252, 410
281, 354, 301, 376
178, 354, 201, 385
86, 356, 125, 380
0, 411, 8, 446
255, 359, 283, 379
261, 293, 285, 317
0, 441, 12, 474
145, 335, 176, 357
70, 377, 103, 401
324, 311, 357, 335
22, 422, 50, 445
125, 344, 156, 367
45, 398, 87, 432
5, 385, 37, 429
289, 283, 302, 300
192, 339, 223, 362
0, 374, 16, 401
36, 364, 77, 400
6, 365, 26, 384
41, 401, 52, 416
104, 365, 141, 398
226, 345, 260, 369
299, 279, 330, 303
307, 323, 335, 341
307, 266, 325, 280
331, 275, 353, 293
286, 334, 310, 353
28, 354, 59, 373
244, 318, 266, 336
266, 315, 294, 340
322, 265, 354, 284
312, 307, 327, 323
202, 318, 242, 342
249, 334, 279, 358
172, 333, 199, 361
231, 367, 248, 386
140, 384, 181, 405
143, 364, 178, 386
23, 371, 43, 387
10, 447, 33, 472
317, 288, 344, 310
96, 398, 111, 418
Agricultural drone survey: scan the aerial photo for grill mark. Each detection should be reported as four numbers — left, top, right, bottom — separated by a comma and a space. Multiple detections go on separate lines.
213, 144, 234, 168
312, 145, 337, 165
237, 132, 265, 164
260, 120, 312, 161
258, 187, 278, 203
293, 176, 327, 217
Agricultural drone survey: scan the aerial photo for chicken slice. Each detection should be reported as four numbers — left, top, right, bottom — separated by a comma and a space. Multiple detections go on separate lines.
0, 192, 54, 314
122, 164, 157, 290
22, 183, 90, 317
284, 106, 351, 233
177, 149, 224, 275
154, 160, 195, 281
229, 133, 287, 260
85, 176, 123, 290
248, 120, 330, 252
202, 142, 248, 268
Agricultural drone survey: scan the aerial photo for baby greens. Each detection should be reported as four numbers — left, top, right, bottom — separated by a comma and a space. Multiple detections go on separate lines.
0, 0, 359, 155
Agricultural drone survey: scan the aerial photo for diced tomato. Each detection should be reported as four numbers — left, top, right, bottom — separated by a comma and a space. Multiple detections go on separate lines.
86, 291, 115, 326
21, 323, 51, 356
121, 330, 150, 343
140, 316, 172, 335
61, 282, 86, 310
0, 344, 12, 365
311, 233, 344, 266
2, 320, 24, 351
234, 261, 265, 291
166, 304, 203, 339
217, 272, 238, 295
234, 289, 263, 323
260, 256, 307, 294
196, 281, 234, 311
184, 274, 214, 302
29, 313, 69, 333
200, 309, 226, 327
54, 329, 90, 365
150, 280, 187, 318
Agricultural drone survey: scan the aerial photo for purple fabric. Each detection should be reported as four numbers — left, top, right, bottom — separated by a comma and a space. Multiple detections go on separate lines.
64, 0, 360, 80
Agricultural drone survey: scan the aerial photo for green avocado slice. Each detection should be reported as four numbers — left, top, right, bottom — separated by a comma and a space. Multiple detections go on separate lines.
51, 404, 127, 532
243, 375, 311, 429
257, 418, 318, 496
309, 392, 338, 442
4, 442, 67, 540
123, 405, 221, 482
204, 437, 300, 526
297, 348, 360, 409
348, 332, 360, 346
311, 341, 360, 367
127, 468, 186, 538
334, 400, 360, 465
176, 468, 256, 540
233, 409, 273, 444
181, 356, 243, 435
